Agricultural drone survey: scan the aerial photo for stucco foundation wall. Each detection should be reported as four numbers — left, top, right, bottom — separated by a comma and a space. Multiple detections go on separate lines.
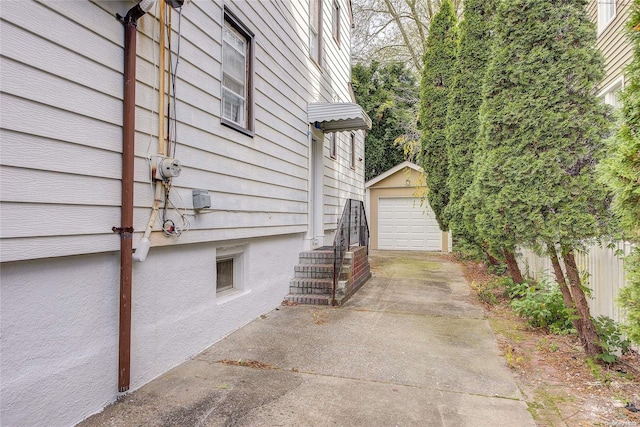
1, 233, 302, 427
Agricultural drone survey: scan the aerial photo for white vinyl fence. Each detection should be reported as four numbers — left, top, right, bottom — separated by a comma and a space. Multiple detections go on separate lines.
518, 241, 634, 328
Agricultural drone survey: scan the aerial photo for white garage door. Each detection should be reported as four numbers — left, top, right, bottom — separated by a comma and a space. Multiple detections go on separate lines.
378, 197, 442, 251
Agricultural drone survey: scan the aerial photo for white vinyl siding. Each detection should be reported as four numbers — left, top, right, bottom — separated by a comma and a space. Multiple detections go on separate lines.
378, 197, 442, 251
0, 0, 363, 261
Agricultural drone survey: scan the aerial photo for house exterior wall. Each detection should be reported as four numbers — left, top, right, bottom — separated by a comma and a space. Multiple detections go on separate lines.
0, 234, 300, 427
0, 0, 365, 425
0, 0, 364, 263
588, 0, 633, 92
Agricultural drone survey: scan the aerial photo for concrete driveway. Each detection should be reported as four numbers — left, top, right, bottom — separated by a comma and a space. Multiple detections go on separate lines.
79, 250, 535, 426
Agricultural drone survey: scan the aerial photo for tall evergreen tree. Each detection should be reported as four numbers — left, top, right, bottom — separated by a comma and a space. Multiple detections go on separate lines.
444, 0, 498, 255
471, 0, 612, 355
419, 0, 457, 230
599, 0, 640, 344
352, 61, 418, 180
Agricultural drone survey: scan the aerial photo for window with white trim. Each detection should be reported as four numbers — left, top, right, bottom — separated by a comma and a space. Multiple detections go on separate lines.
310, 0, 322, 65
330, 132, 337, 159
600, 76, 624, 109
349, 133, 355, 169
222, 10, 254, 134
598, 0, 616, 34
216, 258, 234, 292
216, 246, 245, 294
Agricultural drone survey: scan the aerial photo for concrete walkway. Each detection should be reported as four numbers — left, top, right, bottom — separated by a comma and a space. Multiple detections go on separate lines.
80, 251, 535, 427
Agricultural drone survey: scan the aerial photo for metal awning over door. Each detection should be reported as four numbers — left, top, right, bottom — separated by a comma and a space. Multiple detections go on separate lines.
308, 102, 372, 132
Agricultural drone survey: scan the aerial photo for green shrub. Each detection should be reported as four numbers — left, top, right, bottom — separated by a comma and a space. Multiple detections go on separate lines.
503, 277, 530, 299
487, 263, 508, 276
592, 315, 631, 364
509, 279, 575, 334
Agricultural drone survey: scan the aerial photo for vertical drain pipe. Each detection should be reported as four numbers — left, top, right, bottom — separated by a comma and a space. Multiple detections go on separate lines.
115, 0, 155, 393
118, 19, 135, 392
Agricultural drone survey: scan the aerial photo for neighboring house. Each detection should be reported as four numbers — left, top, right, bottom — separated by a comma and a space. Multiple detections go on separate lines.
589, 0, 634, 105
365, 161, 451, 252
0, 1, 370, 426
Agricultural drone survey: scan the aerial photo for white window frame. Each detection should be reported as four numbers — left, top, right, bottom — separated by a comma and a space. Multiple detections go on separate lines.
215, 245, 247, 301
309, 0, 322, 65
329, 132, 337, 159
332, 0, 341, 46
222, 9, 254, 135
216, 258, 235, 293
349, 132, 355, 169
597, 0, 616, 34
599, 75, 624, 109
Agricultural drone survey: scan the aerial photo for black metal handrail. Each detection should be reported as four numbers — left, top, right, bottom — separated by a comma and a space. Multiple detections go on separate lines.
332, 199, 370, 305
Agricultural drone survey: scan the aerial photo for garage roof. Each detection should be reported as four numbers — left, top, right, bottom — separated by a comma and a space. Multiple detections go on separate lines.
308, 103, 372, 132
365, 161, 423, 188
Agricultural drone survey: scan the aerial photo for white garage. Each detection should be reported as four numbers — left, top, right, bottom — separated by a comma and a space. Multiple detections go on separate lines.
378, 197, 442, 250
365, 161, 450, 252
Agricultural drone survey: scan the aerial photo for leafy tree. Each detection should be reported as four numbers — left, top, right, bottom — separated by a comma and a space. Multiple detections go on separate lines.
352, 61, 419, 181
599, 0, 640, 344
418, 0, 457, 230
444, 0, 498, 256
471, 0, 612, 355
351, 0, 463, 72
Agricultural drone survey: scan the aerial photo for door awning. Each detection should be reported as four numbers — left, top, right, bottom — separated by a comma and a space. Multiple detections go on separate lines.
308, 102, 372, 132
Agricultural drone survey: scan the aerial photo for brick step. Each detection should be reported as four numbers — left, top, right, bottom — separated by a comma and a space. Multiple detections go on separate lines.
283, 294, 331, 305
289, 279, 332, 294
293, 263, 333, 278
298, 250, 335, 264
289, 277, 333, 289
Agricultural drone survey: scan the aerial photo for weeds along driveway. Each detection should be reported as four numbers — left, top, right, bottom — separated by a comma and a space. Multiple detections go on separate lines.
79, 250, 535, 427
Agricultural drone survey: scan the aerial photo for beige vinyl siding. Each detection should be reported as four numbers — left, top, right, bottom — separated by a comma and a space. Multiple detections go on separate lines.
588, 0, 634, 91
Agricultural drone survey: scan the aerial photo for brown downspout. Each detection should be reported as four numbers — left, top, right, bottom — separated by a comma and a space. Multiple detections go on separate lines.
115, 1, 152, 393
117, 17, 136, 394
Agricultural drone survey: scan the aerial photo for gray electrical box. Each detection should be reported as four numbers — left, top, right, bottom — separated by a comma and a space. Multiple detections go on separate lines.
192, 189, 211, 210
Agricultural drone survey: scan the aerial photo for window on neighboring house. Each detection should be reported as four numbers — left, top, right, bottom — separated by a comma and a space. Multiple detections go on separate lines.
598, 0, 616, 34
310, 0, 322, 65
349, 133, 355, 169
216, 258, 234, 292
330, 132, 337, 159
332, 0, 340, 46
600, 76, 624, 109
222, 10, 254, 134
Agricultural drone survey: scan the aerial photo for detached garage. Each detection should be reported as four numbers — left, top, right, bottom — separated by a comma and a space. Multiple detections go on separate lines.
365, 161, 450, 252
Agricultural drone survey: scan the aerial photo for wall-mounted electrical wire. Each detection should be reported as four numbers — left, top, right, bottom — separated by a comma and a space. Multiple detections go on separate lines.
168, 6, 183, 159
159, 1, 188, 239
